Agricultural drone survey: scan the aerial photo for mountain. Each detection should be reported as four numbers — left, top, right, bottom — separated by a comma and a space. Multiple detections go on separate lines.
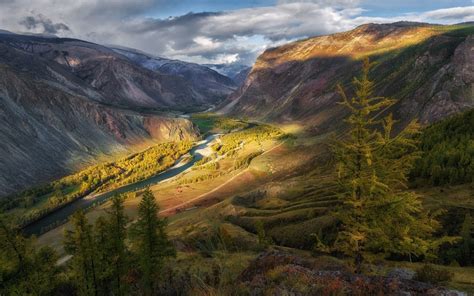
221, 23, 474, 132
0, 33, 233, 111
113, 47, 237, 106
0, 33, 198, 197
204, 63, 252, 85
231, 67, 252, 86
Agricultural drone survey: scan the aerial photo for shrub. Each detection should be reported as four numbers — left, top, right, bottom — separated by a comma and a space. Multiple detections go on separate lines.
414, 264, 454, 284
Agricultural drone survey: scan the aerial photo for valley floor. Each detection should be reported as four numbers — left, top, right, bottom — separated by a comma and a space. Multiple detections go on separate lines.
13, 115, 474, 294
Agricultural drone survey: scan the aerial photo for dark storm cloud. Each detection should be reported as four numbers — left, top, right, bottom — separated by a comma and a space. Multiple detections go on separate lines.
19, 14, 70, 34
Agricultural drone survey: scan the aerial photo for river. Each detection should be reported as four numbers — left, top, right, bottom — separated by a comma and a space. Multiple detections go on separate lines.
23, 134, 219, 236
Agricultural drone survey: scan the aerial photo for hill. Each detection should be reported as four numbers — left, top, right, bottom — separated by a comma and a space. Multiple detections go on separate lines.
0, 33, 202, 196
221, 23, 474, 132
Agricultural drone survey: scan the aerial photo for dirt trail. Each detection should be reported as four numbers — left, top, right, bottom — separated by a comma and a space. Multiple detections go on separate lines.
160, 140, 286, 214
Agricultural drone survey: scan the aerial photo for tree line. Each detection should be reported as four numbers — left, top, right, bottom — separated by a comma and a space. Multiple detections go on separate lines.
1, 141, 192, 228
0, 189, 174, 295
411, 108, 474, 186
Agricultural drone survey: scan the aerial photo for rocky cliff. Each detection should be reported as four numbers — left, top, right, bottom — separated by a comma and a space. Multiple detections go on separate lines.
0, 36, 198, 196
0, 33, 234, 111
222, 23, 474, 132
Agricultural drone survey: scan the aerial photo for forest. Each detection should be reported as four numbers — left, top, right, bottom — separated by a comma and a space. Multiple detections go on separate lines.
0, 141, 192, 228
411, 108, 474, 186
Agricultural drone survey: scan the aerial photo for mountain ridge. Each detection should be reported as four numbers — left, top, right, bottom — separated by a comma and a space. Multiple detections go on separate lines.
221, 22, 474, 131
0, 33, 206, 197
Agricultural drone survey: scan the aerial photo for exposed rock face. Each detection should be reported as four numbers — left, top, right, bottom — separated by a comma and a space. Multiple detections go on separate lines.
0, 34, 198, 197
232, 67, 252, 86
0, 33, 232, 111
222, 23, 474, 131
114, 48, 237, 105
204, 63, 251, 85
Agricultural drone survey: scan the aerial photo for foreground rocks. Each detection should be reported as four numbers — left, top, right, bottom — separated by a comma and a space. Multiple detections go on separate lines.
238, 251, 465, 296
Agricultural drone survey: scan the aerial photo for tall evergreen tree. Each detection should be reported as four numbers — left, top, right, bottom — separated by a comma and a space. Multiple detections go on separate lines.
131, 188, 175, 296
329, 58, 447, 270
107, 195, 129, 296
0, 217, 28, 279
94, 216, 112, 294
0, 217, 59, 295
64, 210, 100, 296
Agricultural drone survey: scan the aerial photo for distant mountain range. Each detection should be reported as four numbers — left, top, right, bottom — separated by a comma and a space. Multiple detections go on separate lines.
221, 22, 474, 133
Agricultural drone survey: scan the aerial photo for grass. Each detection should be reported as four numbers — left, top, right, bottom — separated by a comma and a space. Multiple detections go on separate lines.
380, 261, 474, 294
190, 113, 248, 135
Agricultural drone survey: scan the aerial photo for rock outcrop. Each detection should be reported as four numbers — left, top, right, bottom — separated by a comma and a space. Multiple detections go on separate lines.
239, 251, 464, 296
222, 23, 474, 132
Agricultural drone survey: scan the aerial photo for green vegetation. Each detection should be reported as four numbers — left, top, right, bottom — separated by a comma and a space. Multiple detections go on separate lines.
233, 151, 263, 170
415, 264, 454, 284
411, 108, 474, 186
190, 113, 248, 134
0, 190, 177, 295
0, 217, 62, 294
213, 125, 282, 156
321, 59, 452, 270
1, 141, 192, 227
130, 189, 175, 295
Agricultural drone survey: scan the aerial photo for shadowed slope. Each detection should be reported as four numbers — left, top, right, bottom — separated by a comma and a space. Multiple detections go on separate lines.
222, 23, 474, 132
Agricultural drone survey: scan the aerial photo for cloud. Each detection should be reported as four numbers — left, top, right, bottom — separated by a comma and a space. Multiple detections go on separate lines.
0, 0, 472, 65
19, 14, 70, 34
277, 0, 362, 7
418, 6, 474, 22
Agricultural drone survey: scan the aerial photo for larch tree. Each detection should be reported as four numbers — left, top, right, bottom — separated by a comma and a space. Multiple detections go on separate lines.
94, 215, 112, 294
329, 58, 449, 271
0, 217, 59, 295
64, 210, 100, 296
107, 195, 129, 296
131, 188, 175, 296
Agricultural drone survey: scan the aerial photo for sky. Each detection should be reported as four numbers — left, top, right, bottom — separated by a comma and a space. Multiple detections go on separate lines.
0, 0, 473, 65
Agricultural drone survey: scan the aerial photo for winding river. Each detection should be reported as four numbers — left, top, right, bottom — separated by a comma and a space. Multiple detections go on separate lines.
23, 134, 219, 236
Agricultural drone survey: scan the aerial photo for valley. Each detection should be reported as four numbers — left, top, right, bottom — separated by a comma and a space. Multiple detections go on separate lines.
0, 19, 473, 296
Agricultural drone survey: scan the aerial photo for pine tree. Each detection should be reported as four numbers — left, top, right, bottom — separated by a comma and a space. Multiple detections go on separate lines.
64, 210, 100, 296
94, 215, 112, 294
0, 217, 59, 295
107, 195, 129, 296
0, 217, 28, 278
131, 188, 175, 295
330, 58, 447, 270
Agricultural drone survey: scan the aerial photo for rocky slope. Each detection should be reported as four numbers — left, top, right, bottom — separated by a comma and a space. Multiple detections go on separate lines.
221, 23, 474, 132
113, 48, 237, 104
204, 63, 252, 85
0, 33, 232, 111
0, 35, 198, 197
232, 67, 252, 86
